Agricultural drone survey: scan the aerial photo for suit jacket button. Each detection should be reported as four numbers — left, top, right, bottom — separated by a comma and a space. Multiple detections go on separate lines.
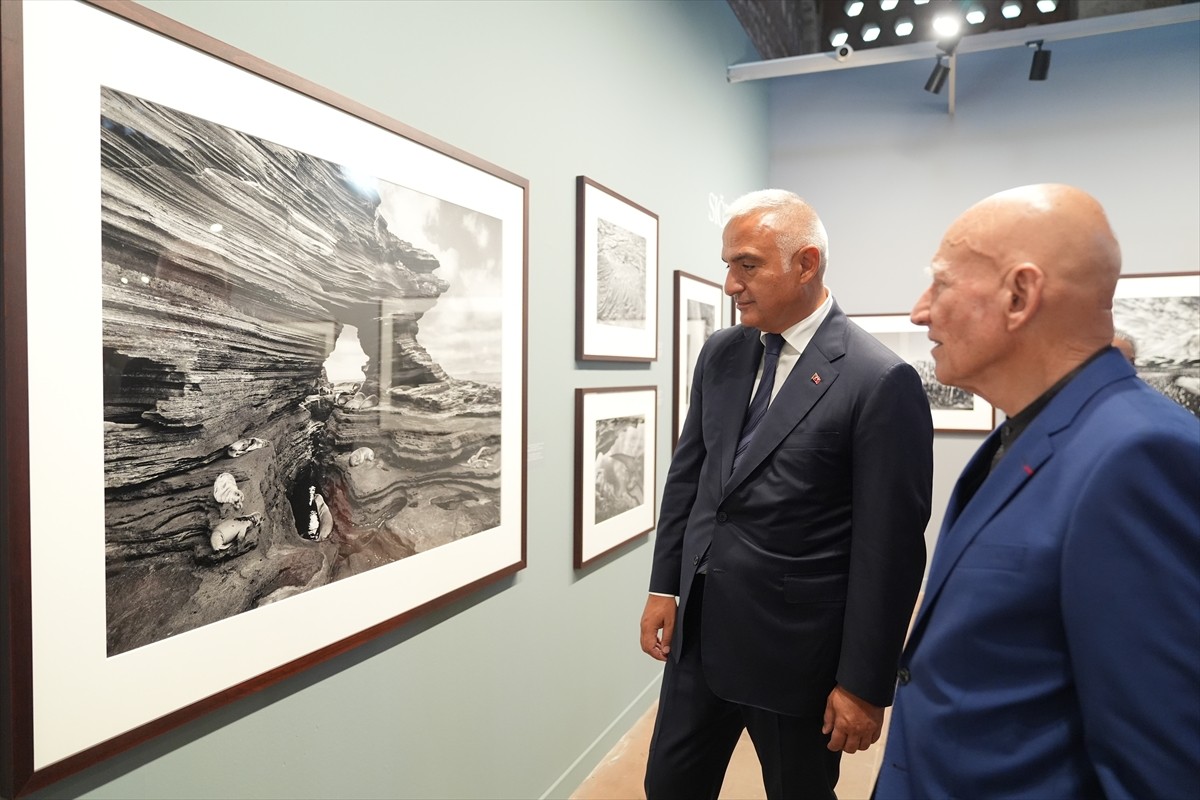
692, 555, 700, 565
716, 512, 728, 523
897, 667, 911, 685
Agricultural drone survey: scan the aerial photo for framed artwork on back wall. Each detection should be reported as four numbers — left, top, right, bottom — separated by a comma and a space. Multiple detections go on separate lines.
850, 314, 997, 432
1112, 272, 1200, 417
1, 1, 528, 795
672, 270, 727, 447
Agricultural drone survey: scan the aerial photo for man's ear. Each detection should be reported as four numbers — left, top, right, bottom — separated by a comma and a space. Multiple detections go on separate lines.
1005, 263, 1043, 331
793, 245, 821, 282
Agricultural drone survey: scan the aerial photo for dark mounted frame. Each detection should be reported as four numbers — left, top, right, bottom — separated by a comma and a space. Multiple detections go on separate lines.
574, 386, 657, 568
575, 176, 659, 362
672, 270, 726, 448
1, 1, 528, 795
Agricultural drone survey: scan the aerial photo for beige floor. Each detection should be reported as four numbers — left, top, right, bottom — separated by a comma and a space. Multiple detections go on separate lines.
571, 699, 892, 800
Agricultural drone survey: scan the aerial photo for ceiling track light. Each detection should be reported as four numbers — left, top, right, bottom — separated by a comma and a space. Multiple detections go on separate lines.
1027, 39, 1051, 80
925, 56, 950, 94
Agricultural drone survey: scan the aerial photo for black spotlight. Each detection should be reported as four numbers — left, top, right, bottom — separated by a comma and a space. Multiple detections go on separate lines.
925, 57, 950, 94
1028, 39, 1051, 81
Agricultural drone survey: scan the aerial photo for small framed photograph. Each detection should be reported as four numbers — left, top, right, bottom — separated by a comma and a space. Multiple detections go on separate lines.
673, 271, 726, 446
574, 387, 657, 568
851, 314, 996, 432
575, 177, 659, 361
1113, 272, 1200, 417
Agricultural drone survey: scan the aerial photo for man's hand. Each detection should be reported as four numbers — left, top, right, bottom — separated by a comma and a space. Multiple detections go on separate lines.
639, 594, 677, 662
822, 684, 884, 753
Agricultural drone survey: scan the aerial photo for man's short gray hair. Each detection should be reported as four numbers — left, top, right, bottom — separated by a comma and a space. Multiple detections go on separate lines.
725, 189, 828, 274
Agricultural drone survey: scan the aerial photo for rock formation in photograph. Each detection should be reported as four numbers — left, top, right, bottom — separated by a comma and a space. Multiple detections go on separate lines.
100, 87, 502, 655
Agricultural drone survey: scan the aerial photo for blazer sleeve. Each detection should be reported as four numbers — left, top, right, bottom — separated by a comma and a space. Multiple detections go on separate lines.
836, 360, 933, 708
648, 334, 712, 596
1061, 424, 1200, 799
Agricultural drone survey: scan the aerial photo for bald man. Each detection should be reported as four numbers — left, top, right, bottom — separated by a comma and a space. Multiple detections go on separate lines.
874, 185, 1200, 799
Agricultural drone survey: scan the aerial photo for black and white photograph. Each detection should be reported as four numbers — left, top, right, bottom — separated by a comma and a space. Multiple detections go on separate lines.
574, 387, 657, 568
575, 176, 659, 361
851, 314, 997, 432
1113, 272, 1200, 417
673, 271, 726, 446
101, 87, 508, 655
593, 414, 648, 524
3, 0, 527, 787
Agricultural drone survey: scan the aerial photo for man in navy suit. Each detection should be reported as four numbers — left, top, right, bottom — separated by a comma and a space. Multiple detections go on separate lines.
640, 190, 933, 799
875, 184, 1200, 799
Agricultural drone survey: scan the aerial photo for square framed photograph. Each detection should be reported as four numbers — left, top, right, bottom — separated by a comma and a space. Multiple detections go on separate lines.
851, 314, 996, 432
574, 387, 657, 568
672, 271, 726, 446
2, 1, 527, 794
1113, 272, 1200, 417
575, 177, 659, 361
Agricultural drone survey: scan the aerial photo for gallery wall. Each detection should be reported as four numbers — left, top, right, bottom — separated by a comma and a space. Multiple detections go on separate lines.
30, 1, 767, 799
766, 19, 1200, 571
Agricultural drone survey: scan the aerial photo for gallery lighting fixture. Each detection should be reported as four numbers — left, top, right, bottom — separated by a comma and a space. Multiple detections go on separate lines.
894, 17, 914, 36
846, 1, 864, 17
830, 28, 849, 47
1002, 1, 1023, 20
880, 0, 900, 10
1027, 39, 1051, 80
966, 7, 987, 25
925, 56, 951, 93
925, 35, 960, 95
1038, 0, 1058, 11
862, 23, 881, 43
932, 14, 962, 38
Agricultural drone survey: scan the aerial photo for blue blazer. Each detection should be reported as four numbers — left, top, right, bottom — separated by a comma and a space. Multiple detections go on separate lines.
876, 348, 1200, 799
650, 302, 933, 714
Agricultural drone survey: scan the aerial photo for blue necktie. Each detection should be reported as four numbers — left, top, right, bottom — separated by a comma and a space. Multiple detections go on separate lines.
731, 333, 785, 472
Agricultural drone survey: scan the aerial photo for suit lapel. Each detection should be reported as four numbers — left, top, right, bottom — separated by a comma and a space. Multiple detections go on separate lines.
716, 326, 764, 481
722, 304, 849, 496
909, 349, 1135, 642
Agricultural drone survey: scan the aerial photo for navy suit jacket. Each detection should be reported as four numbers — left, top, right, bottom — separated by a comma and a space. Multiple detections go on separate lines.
876, 348, 1200, 799
650, 301, 932, 714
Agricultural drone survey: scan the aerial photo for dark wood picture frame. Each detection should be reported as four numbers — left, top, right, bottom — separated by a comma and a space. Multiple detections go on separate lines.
1, 1, 528, 795
574, 386, 657, 568
672, 271, 726, 448
575, 176, 659, 362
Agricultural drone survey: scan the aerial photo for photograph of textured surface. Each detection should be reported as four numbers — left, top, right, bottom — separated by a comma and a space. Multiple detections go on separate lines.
575, 387, 657, 568
101, 87, 508, 654
576, 176, 658, 361
1113, 273, 1200, 417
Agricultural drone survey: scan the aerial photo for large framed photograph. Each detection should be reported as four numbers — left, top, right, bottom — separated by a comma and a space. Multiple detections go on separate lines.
574, 387, 657, 568
1113, 272, 1200, 417
673, 271, 726, 446
575, 177, 659, 362
851, 314, 996, 432
1, 1, 527, 795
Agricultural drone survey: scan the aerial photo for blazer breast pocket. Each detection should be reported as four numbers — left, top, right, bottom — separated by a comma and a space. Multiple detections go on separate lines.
958, 543, 1026, 571
779, 431, 840, 451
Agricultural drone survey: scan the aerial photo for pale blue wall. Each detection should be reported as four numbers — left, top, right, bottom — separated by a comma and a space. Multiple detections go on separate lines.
767, 19, 1200, 571
35, 2, 768, 798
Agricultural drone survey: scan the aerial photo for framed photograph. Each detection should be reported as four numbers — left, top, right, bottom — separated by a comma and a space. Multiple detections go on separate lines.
574, 387, 657, 568
575, 177, 659, 362
1, 1, 527, 795
851, 314, 996, 432
673, 271, 726, 446
1113, 272, 1200, 417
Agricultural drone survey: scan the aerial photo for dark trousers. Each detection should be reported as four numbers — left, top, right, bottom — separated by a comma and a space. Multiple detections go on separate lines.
644, 577, 840, 800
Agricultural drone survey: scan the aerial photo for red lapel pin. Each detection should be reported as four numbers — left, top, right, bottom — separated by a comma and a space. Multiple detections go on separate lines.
810, 373, 821, 385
